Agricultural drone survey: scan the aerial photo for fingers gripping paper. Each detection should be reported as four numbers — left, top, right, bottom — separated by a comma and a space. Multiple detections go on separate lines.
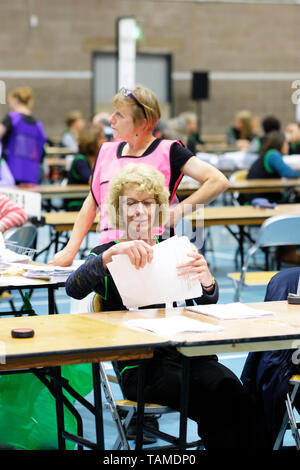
107, 236, 203, 308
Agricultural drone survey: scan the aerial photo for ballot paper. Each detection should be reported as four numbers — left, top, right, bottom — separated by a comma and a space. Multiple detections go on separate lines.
126, 316, 222, 337
0, 262, 78, 281
186, 302, 274, 320
21, 264, 77, 281
107, 235, 203, 308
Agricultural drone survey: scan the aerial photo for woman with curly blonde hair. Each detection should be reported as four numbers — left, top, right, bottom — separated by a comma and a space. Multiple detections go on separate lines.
66, 164, 265, 451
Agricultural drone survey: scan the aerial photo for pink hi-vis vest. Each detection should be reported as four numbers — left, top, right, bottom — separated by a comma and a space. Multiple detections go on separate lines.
91, 139, 183, 244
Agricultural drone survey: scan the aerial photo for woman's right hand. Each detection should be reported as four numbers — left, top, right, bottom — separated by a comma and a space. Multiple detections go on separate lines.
48, 247, 76, 267
102, 240, 154, 270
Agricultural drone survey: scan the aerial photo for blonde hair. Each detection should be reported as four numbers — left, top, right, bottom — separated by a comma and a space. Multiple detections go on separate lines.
8, 87, 34, 109
106, 163, 169, 229
112, 84, 161, 130
235, 110, 253, 139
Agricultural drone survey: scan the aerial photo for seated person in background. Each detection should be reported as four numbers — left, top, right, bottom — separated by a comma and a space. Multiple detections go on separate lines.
241, 268, 300, 449
179, 112, 205, 154
0, 193, 27, 233
92, 112, 114, 142
66, 124, 105, 211
285, 122, 300, 155
248, 115, 281, 154
61, 110, 85, 153
66, 163, 266, 451
226, 109, 255, 150
239, 130, 299, 205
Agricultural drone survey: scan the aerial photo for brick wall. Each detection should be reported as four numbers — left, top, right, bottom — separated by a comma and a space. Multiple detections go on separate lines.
0, 0, 299, 139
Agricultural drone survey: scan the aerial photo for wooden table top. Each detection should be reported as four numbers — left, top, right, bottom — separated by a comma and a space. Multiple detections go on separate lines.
0, 313, 167, 371
82, 300, 300, 356
1, 301, 299, 369
178, 178, 300, 196
186, 203, 300, 227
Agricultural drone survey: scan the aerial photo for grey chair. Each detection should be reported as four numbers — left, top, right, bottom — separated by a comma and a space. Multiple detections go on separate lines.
232, 213, 300, 302
3, 222, 37, 250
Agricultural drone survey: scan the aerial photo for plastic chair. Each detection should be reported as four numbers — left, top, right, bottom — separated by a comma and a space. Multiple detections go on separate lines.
274, 375, 300, 450
3, 222, 37, 250
89, 293, 204, 450
230, 213, 300, 301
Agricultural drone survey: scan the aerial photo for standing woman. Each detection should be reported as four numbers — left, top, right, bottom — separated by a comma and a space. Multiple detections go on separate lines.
0, 87, 47, 185
51, 84, 229, 266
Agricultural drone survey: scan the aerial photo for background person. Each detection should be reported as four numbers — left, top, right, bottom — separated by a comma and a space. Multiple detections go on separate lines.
239, 130, 299, 205
0, 87, 47, 185
66, 124, 106, 211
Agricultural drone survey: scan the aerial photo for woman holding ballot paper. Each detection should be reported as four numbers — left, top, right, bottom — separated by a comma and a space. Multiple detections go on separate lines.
51, 84, 229, 267
66, 164, 265, 451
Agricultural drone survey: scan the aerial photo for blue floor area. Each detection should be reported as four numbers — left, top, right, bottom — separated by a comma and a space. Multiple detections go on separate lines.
0, 220, 298, 450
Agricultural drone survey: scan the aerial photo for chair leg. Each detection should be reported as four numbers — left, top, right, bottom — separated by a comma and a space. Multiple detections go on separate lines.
273, 381, 300, 450
99, 364, 130, 450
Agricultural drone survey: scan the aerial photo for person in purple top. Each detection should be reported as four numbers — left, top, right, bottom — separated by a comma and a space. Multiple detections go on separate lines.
0, 87, 47, 185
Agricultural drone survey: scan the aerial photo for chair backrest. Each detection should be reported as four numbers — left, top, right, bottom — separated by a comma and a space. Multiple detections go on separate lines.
251, 213, 300, 252
3, 222, 37, 248
89, 293, 102, 313
229, 170, 248, 183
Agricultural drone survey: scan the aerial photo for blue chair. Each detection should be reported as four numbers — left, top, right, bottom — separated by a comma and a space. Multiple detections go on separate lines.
231, 213, 300, 301
241, 268, 300, 449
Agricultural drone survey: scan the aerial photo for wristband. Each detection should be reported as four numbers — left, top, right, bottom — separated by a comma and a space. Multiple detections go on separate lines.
202, 278, 215, 289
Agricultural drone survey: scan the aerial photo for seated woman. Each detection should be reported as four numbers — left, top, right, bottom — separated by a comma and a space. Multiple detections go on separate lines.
66, 163, 266, 450
239, 130, 299, 205
66, 124, 105, 211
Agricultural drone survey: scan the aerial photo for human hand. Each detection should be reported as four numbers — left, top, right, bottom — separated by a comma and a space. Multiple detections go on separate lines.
48, 247, 75, 267
176, 252, 213, 286
103, 240, 154, 270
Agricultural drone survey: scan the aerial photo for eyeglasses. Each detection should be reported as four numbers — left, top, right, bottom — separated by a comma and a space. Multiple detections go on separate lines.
119, 87, 147, 118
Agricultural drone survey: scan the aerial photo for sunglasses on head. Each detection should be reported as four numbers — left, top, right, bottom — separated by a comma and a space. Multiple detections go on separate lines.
119, 87, 147, 118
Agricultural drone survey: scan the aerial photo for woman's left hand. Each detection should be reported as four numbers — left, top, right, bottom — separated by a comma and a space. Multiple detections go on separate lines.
176, 252, 213, 286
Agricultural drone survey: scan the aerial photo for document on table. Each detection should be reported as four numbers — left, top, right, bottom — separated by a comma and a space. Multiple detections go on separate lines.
186, 302, 274, 320
126, 316, 222, 337
0, 262, 79, 281
107, 235, 203, 308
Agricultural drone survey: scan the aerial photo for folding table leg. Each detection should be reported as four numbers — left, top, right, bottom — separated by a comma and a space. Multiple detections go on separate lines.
92, 363, 105, 450
52, 366, 66, 450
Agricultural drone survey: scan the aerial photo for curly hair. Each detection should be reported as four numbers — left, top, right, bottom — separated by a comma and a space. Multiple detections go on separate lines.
106, 163, 170, 229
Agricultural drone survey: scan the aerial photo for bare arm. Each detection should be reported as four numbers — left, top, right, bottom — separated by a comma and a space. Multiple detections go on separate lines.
170, 156, 229, 225
49, 192, 97, 266
0, 123, 7, 140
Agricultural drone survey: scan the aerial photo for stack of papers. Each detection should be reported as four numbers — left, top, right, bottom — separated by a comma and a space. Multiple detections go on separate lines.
186, 302, 274, 320
126, 316, 223, 337
21, 264, 77, 281
107, 236, 203, 308
0, 262, 78, 281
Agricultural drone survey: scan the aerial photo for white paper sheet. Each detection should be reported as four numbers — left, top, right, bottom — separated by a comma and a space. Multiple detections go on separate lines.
126, 316, 222, 337
107, 236, 203, 308
186, 302, 274, 320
